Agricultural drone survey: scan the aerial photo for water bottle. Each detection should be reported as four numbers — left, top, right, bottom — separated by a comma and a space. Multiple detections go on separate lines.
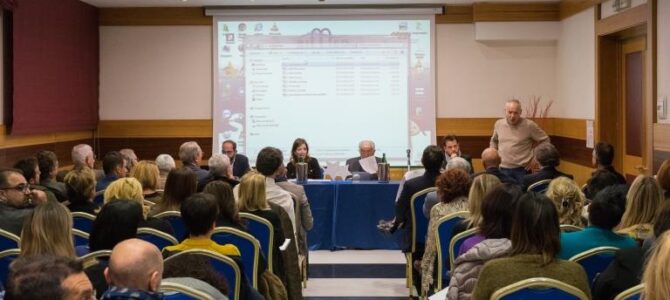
378, 153, 390, 183
352, 173, 361, 183
295, 157, 308, 184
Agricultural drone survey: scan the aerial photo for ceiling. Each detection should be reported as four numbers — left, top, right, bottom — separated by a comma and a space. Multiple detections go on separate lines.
81, 0, 558, 7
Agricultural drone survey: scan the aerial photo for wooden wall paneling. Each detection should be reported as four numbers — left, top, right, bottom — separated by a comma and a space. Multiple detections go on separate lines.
559, 0, 604, 20
472, 2, 560, 22
557, 160, 594, 186
436, 118, 497, 136
550, 136, 593, 166
97, 120, 212, 138
98, 137, 213, 164
99, 7, 211, 26
550, 118, 587, 140
436, 5, 474, 24
0, 139, 93, 169
0, 126, 93, 149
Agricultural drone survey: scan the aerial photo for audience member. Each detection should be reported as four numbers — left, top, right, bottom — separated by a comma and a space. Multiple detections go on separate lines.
87, 200, 144, 297
13, 157, 57, 202
36, 150, 68, 202
657, 159, 670, 200
440, 135, 473, 172
521, 142, 573, 190
345, 140, 382, 174
162, 253, 229, 299
197, 153, 239, 192
286, 138, 323, 179
130, 160, 162, 203
617, 175, 664, 240
64, 167, 100, 214
591, 142, 626, 184
101, 239, 164, 299
558, 185, 637, 260
119, 148, 138, 174
5, 255, 95, 300
471, 192, 590, 300
249, 147, 296, 231
275, 170, 314, 258
0, 169, 47, 236
178, 141, 208, 181
222, 140, 250, 179
447, 184, 522, 300
450, 174, 500, 237
584, 168, 623, 200
164, 193, 240, 256
202, 181, 245, 230
545, 177, 586, 227
642, 230, 670, 300
150, 168, 197, 216
478, 147, 517, 184
420, 169, 471, 296
104, 178, 174, 235
490, 99, 550, 182
238, 172, 287, 276
20, 200, 75, 258
155, 154, 176, 190
593, 200, 670, 300
71, 144, 96, 171
95, 151, 127, 203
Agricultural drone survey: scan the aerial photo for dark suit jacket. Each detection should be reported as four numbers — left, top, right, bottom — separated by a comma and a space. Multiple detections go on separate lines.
197, 174, 240, 192
286, 156, 322, 179
232, 154, 250, 179
345, 156, 382, 173
593, 245, 650, 300
521, 166, 573, 190
603, 165, 627, 184
395, 170, 441, 252
482, 167, 518, 185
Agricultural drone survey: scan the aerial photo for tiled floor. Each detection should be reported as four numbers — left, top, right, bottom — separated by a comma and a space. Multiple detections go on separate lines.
304, 250, 409, 300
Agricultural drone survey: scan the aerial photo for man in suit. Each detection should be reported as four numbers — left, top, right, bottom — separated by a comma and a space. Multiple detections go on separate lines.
222, 140, 250, 179
478, 147, 518, 185
521, 142, 573, 190
440, 134, 473, 173
591, 142, 626, 184
345, 140, 382, 175
179, 141, 209, 181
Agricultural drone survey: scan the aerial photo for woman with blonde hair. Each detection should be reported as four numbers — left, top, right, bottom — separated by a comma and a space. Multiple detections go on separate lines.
64, 167, 99, 214
657, 159, 670, 200
452, 174, 500, 237
642, 231, 670, 300
104, 177, 174, 235
20, 201, 75, 258
618, 175, 664, 240
130, 160, 162, 203
545, 176, 587, 227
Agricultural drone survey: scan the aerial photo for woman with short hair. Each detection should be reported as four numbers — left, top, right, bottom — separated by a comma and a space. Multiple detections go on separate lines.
64, 167, 100, 214
129, 160, 162, 204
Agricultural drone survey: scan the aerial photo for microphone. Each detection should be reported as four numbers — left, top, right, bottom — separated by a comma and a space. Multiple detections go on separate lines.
406, 149, 411, 172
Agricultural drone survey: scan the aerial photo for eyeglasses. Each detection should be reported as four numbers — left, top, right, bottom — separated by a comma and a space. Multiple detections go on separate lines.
0, 183, 30, 192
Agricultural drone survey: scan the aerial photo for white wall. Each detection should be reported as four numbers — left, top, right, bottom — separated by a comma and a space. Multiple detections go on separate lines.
436, 23, 557, 117
658, 0, 670, 123
555, 7, 596, 120
99, 26, 212, 120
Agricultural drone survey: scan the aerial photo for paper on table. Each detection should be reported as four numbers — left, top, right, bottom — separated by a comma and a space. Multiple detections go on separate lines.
359, 156, 378, 174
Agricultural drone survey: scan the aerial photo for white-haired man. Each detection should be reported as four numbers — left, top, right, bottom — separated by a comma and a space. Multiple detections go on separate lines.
155, 154, 175, 190
345, 140, 382, 175
178, 141, 208, 181
197, 153, 239, 191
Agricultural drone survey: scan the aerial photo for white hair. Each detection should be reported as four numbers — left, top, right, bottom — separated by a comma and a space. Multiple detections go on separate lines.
155, 154, 176, 173
358, 140, 376, 150
71, 144, 93, 167
208, 153, 232, 177
178, 141, 202, 164
446, 157, 472, 174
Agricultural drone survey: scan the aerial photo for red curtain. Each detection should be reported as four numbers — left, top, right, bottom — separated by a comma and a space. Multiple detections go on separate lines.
10, 0, 98, 135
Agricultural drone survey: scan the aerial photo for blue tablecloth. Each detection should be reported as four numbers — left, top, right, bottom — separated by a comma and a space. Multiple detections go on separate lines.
304, 181, 401, 250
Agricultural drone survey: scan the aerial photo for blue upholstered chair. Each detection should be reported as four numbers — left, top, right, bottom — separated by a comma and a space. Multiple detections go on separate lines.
560, 224, 584, 233
137, 227, 179, 251
79, 249, 112, 269
613, 283, 643, 300
211, 227, 260, 289
433, 211, 470, 290
160, 281, 216, 300
0, 248, 20, 286
0, 228, 20, 252
405, 187, 437, 288
71, 211, 96, 233
527, 179, 553, 193
491, 277, 589, 300
72, 228, 90, 248
569, 246, 619, 286
164, 249, 241, 300
239, 212, 274, 273
154, 211, 187, 241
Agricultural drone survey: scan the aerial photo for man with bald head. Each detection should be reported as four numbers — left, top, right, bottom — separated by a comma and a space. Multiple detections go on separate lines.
490, 99, 549, 182
479, 148, 518, 185
101, 239, 164, 299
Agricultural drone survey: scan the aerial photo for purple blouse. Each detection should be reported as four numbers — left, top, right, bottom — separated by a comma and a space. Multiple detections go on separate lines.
457, 234, 486, 257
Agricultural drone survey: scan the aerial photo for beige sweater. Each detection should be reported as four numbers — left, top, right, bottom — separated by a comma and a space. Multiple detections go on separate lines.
490, 118, 549, 168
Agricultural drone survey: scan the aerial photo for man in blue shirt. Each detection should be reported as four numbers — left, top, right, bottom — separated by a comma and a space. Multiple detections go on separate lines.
95, 151, 127, 204
559, 185, 637, 260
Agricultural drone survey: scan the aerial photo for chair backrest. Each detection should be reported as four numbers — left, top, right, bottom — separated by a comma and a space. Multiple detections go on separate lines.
569, 246, 619, 285
239, 212, 274, 273
154, 211, 187, 242
527, 179, 553, 193
137, 227, 179, 251
0, 228, 20, 251
0, 248, 21, 286
410, 187, 438, 252
449, 227, 478, 271
80, 249, 112, 269
433, 211, 470, 289
164, 249, 241, 300
211, 227, 260, 289
160, 281, 216, 300
71, 211, 96, 233
72, 229, 90, 247
560, 224, 584, 233
613, 283, 644, 300
491, 277, 589, 300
